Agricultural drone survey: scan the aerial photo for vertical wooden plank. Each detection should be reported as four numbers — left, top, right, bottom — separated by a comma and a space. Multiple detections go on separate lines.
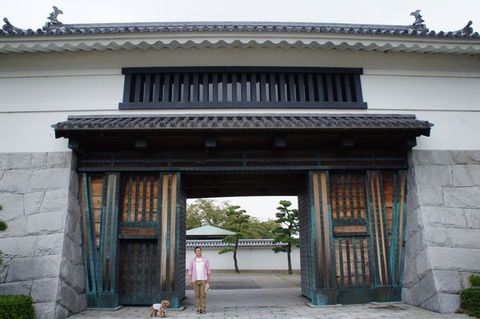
169, 174, 177, 291
360, 238, 367, 287
334, 175, 341, 222
397, 171, 407, 285
160, 174, 169, 291
142, 176, 147, 225
156, 173, 163, 295
260, 73, 267, 102
353, 239, 360, 288
149, 176, 154, 224
338, 239, 344, 288
162, 74, 170, 102
335, 74, 343, 102
316, 74, 325, 102
231, 73, 237, 103
134, 75, 142, 102
134, 176, 140, 223
222, 73, 228, 102
144, 74, 152, 102
344, 74, 352, 102
298, 74, 306, 103
241, 73, 247, 102
341, 175, 348, 221
288, 73, 295, 102
345, 239, 352, 287
202, 73, 209, 102
376, 173, 389, 285
182, 74, 190, 103
212, 73, 218, 102
279, 73, 286, 102
348, 175, 355, 222
269, 73, 276, 102
312, 173, 324, 289
307, 74, 315, 102
191, 74, 199, 103
250, 73, 257, 102
153, 75, 161, 103
326, 74, 334, 102
123, 74, 132, 103
355, 174, 362, 222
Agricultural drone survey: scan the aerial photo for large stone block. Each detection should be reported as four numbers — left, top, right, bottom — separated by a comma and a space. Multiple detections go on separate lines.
0, 192, 24, 221
0, 154, 7, 170
7, 153, 32, 170
450, 150, 480, 164
0, 280, 32, 295
406, 270, 437, 306
423, 227, 451, 247
432, 270, 462, 294
26, 211, 65, 235
415, 251, 432, 280
419, 206, 467, 228
40, 189, 68, 212
31, 277, 59, 303
0, 170, 32, 194
36, 233, 64, 256
59, 258, 85, 293
417, 186, 444, 206
31, 169, 71, 192
47, 152, 72, 169
413, 166, 452, 186
5, 255, 61, 282
428, 247, 480, 272
444, 187, 480, 209
57, 279, 87, 313
34, 302, 55, 319
61, 235, 82, 264
465, 209, 480, 228
411, 150, 454, 165
54, 304, 70, 319
31, 153, 47, 169
24, 191, 44, 215
447, 228, 480, 249
0, 217, 27, 238
436, 293, 461, 313
0, 236, 36, 258
453, 165, 480, 187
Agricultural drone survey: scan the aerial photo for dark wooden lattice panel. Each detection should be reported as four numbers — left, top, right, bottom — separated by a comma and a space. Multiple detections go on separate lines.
118, 239, 159, 305
120, 67, 366, 109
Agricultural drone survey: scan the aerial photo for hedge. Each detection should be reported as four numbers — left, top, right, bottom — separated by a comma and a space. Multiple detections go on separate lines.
0, 295, 35, 319
461, 288, 480, 318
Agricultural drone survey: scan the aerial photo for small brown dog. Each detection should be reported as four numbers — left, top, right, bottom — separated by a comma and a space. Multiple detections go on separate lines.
150, 300, 170, 317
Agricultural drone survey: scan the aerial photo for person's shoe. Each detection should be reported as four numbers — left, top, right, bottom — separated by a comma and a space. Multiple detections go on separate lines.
202, 309, 206, 314
196, 309, 201, 314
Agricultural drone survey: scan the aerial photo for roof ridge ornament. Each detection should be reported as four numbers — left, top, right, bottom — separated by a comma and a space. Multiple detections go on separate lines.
44, 6, 63, 30
409, 9, 428, 32
458, 20, 473, 36
2, 18, 24, 33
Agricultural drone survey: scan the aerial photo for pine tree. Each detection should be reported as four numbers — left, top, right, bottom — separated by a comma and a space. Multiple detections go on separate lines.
219, 205, 250, 273
272, 200, 299, 275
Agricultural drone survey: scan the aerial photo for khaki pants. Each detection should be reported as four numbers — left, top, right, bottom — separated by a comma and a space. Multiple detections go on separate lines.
193, 280, 207, 310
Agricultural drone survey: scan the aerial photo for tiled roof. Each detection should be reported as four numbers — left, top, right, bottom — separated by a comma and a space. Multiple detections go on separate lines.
53, 114, 433, 136
187, 225, 236, 236
1, 21, 478, 39
186, 239, 287, 248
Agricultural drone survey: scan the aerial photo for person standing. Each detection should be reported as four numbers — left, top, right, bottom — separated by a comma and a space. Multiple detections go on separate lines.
188, 246, 211, 314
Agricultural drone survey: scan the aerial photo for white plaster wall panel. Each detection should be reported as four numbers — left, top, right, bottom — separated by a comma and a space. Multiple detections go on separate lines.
0, 75, 123, 112
362, 75, 480, 111
189, 247, 301, 271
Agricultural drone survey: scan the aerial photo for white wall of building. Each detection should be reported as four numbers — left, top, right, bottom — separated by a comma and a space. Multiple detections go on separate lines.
1, 48, 479, 152
186, 246, 301, 271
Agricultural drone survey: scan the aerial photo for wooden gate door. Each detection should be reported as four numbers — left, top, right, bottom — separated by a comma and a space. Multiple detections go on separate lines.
300, 170, 407, 305
79, 172, 186, 308
118, 173, 186, 307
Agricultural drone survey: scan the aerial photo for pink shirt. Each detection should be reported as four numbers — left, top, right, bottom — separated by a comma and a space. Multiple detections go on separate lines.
188, 255, 211, 282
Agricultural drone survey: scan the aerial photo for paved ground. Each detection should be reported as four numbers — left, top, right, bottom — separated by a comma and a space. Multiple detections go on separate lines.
71, 272, 469, 319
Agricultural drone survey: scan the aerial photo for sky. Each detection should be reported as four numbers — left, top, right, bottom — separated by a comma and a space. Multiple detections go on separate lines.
3, 0, 479, 220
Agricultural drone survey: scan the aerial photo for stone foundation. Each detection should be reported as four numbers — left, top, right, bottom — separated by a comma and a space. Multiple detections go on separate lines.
403, 150, 480, 313
0, 152, 86, 319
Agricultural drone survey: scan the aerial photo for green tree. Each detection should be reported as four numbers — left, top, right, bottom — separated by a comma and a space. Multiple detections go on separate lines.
244, 218, 278, 239
219, 205, 250, 273
0, 205, 7, 265
186, 198, 228, 229
272, 200, 299, 275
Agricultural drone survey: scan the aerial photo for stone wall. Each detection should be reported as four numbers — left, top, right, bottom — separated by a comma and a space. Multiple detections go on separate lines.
403, 150, 480, 313
0, 152, 86, 319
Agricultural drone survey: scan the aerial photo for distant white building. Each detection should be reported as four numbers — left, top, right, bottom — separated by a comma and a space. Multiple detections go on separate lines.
186, 225, 300, 271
